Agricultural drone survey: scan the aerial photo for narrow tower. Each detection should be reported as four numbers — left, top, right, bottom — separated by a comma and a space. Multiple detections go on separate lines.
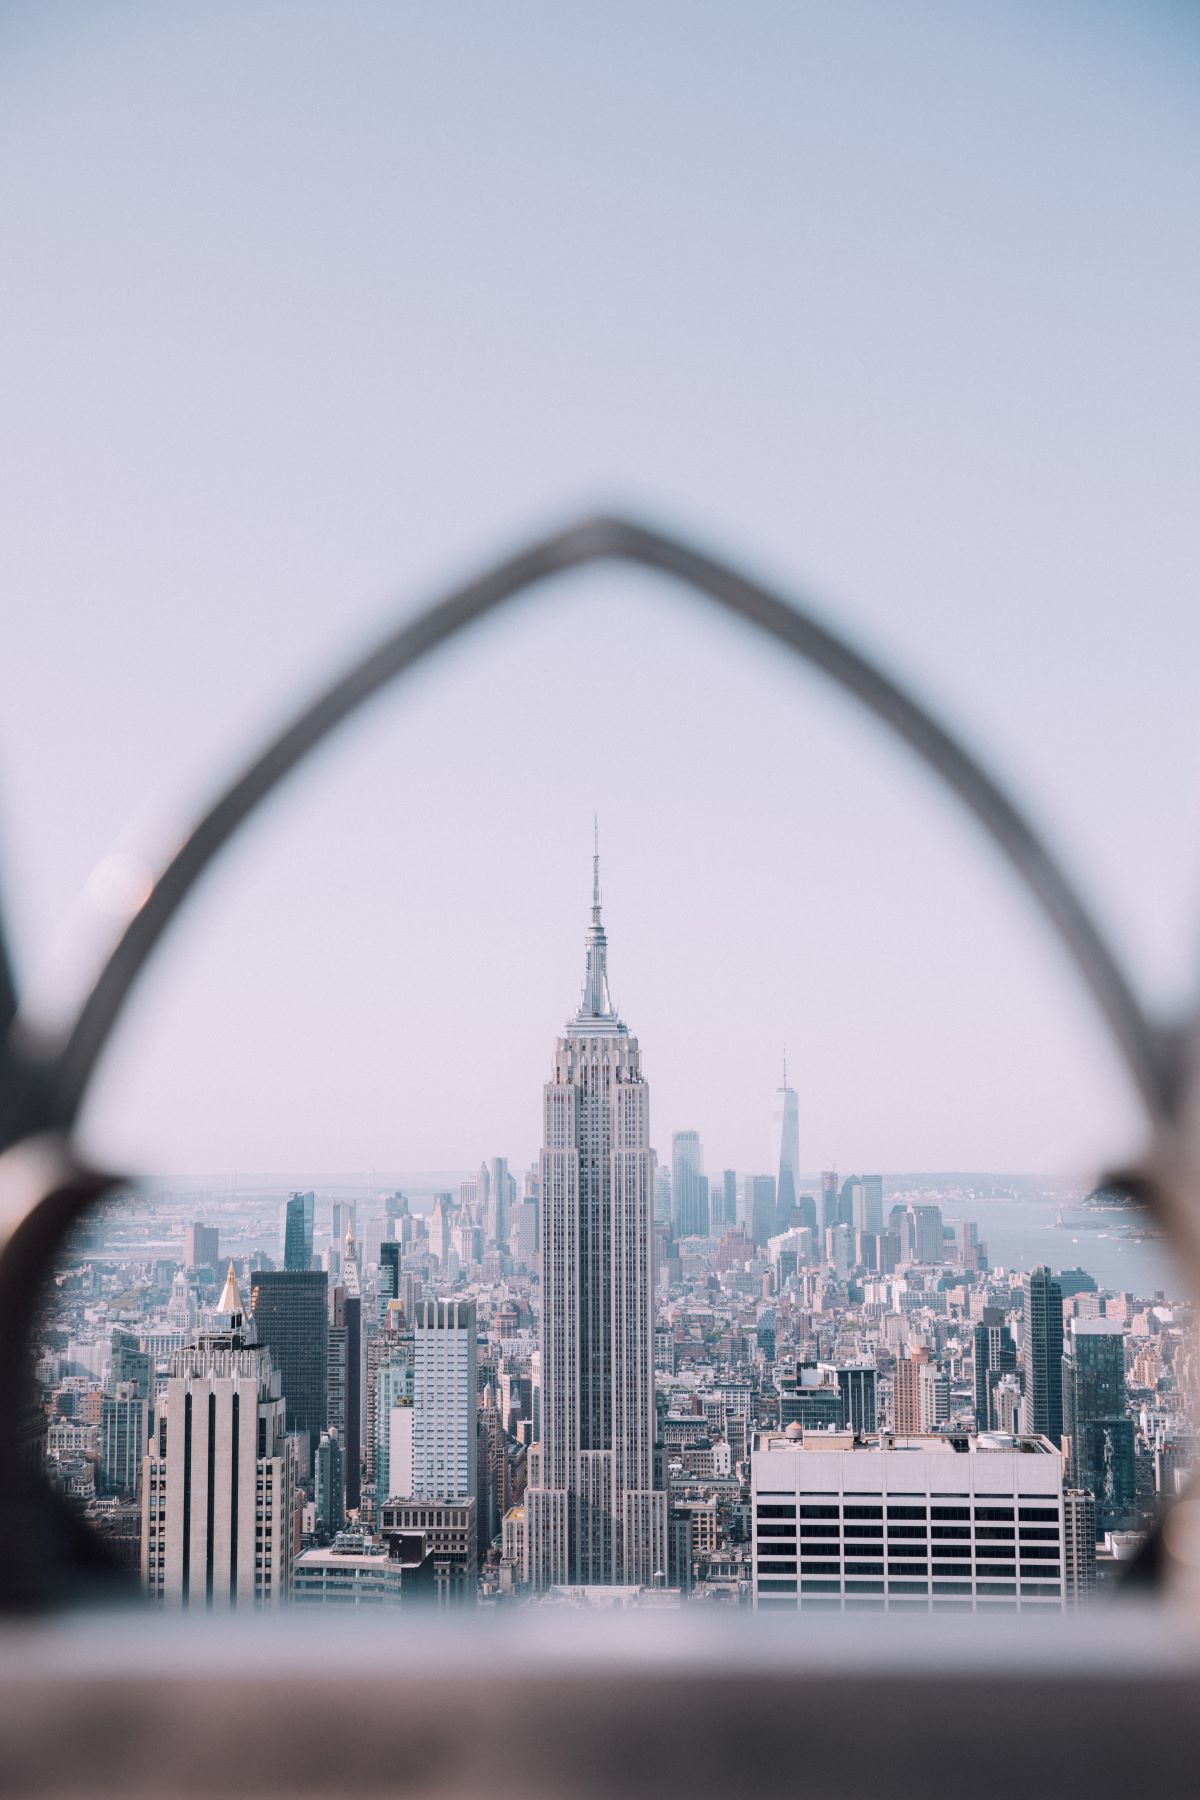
771, 1050, 800, 1232
525, 837, 667, 1589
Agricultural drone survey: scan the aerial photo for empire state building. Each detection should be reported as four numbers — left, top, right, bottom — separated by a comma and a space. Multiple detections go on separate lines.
525, 842, 667, 1589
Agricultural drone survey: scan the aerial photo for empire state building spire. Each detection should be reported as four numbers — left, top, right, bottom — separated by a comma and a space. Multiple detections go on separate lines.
576, 819, 617, 1024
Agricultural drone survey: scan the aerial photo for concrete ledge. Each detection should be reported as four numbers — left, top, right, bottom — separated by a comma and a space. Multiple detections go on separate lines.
1, 1606, 1199, 1798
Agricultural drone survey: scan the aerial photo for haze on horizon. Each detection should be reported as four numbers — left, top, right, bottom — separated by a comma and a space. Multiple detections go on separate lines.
2, 2, 1198, 1184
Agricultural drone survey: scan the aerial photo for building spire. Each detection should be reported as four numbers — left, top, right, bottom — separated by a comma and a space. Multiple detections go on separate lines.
782, 1045, 788, 1089
577, 822, 615, 1020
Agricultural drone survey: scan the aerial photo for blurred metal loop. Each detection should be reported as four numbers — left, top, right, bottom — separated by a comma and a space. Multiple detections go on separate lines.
0, 510, 1195, 1602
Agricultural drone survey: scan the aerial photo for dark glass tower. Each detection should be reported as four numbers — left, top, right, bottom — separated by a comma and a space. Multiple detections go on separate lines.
1064, 1320, 1135, 1534
249, 1269, 329, 1457
1022, 1266, 1064, 1446
282, 1190, 315, 1272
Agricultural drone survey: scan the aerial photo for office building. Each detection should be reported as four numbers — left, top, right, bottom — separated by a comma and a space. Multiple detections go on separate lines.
1063, 1319, 1135, 1535
820, 1171, 840, 1234
771, 1060, 800, 1231
672, 1132, 707, 1238
849, 1177, 884, 1237
184, 1222, 220, 1272
292, 1529, 435, 1607
488, 1156, 515, 1252
282, 1191, 315, 1272
378, 1241, 402, 1307
1063, 1488, 1097, 1606
779, 1366, 844, 1431
973, 1312, 1018, 1432
99, 1384, 147, 1498
328, 1262, 362, 1511
823, 1365, 878, 1435
404, 1298, 478, 1508
1022, 1267, 1064, 1447
379, 1498, 478, 1599
748, 1175, 778, 1249
715, 1169, 738, 1234
314, 1429, 345, 1540
525, 844, 667, 1589
249, 1269, 329, 1458
141, 1266, 296, 1606
751, 1427, 1065, 1612
109, 1329, 150, 1403
893, 1350, 928, 1434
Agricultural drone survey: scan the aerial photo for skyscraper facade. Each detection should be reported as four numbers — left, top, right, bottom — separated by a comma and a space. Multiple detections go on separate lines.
973, 1311, 1018, 1432
412, 1298, 478, 1504
249, 1269, 329, 1458
328, 1267, 362, 1512
1023, 1267, 1064, 1447
672, 1131, 707, 1238
142, 1267, 295, 1606
526, 847, 667, 1589
282, 1190, 315, 1272
770, 1061, 800, 1231
1063, 1319, 1135, 1535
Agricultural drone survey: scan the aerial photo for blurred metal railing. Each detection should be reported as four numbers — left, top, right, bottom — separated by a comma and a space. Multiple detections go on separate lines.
1, 512, 1197, 1609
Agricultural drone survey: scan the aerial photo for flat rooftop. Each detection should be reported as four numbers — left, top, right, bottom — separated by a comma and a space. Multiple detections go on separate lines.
755, 1430, 1057, 1457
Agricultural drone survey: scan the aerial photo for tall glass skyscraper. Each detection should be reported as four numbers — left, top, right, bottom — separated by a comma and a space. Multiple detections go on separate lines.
249, 1269, 329, 1458
770, 1058, 800, 1230
525, 844, 667, 1589
281, 1190, 315, 1272
1022, 1266, 1064, 1447
1064, 1318, 1135, 1535
671, 1131, 707, 1238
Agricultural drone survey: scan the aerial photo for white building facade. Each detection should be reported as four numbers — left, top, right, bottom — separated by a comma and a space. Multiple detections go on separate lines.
410, 1298, 477, 1503
525, 846, 667, 1589
752, 1428, 1065, 1614
141, 1267, 295, 1607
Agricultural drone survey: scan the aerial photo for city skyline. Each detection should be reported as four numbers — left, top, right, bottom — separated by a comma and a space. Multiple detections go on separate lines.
37, 849, 1187, 1616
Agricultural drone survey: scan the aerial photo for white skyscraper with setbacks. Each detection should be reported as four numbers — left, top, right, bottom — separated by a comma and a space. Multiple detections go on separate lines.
525, 839, 667, 1589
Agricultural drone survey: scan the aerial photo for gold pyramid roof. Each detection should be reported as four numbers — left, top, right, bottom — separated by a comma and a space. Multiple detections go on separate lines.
216, 1261, 244, 1318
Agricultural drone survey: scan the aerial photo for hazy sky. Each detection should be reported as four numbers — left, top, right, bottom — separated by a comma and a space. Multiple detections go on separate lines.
2, 2, 1198, 1182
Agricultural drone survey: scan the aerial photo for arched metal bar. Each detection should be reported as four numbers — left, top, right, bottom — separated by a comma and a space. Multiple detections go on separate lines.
11, 512, 1177, 1141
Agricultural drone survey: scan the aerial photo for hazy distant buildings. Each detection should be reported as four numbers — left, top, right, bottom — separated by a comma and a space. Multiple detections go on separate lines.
748, 1175, 778, 1249
820, 1172, 839, 1234
184, 1222, 219, 1272
525, 845, 667, 1589
1022, 1267, 1064, 1447
716, 1169, 738, 1235
848, 1177, 884, 1237
771, 1062, 800, 1231
672, 1132, 707, 1238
